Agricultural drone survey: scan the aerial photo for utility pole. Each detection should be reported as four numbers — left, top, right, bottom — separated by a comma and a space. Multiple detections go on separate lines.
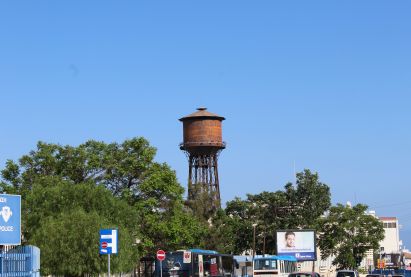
263, 233, 266, 254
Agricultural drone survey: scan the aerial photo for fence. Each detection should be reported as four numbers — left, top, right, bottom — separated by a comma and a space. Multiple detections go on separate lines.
0, 245, 40, 277
371, 269, 411, 277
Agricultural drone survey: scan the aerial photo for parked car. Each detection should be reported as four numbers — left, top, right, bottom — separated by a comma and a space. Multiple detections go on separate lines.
289, 272, 321, 277
365, 274, 384, 277
336, 270, 359, 277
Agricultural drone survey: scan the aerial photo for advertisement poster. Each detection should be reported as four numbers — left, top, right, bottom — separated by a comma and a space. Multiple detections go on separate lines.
276, 230, 316, 261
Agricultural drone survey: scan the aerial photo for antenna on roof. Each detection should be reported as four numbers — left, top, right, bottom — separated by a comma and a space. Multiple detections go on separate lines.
293, 160, 296, 186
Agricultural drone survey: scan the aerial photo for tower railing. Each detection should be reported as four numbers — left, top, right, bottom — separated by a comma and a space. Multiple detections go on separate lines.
179, 141, 226, 148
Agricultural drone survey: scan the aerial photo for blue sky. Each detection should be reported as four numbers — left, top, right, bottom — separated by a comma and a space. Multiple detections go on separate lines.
1, 1, 410, 248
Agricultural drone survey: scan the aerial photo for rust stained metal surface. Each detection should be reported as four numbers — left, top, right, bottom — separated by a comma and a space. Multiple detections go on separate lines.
180, 108, 225, 151
179, 107, 226, 211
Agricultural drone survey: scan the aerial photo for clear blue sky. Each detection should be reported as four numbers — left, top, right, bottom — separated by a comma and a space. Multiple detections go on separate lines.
1, 1, 410, 249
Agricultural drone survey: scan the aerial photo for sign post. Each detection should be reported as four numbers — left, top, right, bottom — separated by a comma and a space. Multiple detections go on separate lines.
100, 229, 118, 277
157, 250, 166, 277
108, 254, 111, 277
0, 194, 21, 245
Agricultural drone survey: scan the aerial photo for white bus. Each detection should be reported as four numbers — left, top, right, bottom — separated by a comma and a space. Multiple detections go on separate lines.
154, 249, 237, 277
253, 255, 297, 277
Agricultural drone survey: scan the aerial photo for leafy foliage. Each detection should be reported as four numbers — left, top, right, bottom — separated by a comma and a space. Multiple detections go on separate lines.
224, 169, 331, 254
317, 203, 384, 269
186, 186, 220, 221
20, 178, 140, 276
0, 138, 180, 204
0, 137, 205, 276
285, 170, 331, 228
200, 209, 237, 254
0, 137, 385, 273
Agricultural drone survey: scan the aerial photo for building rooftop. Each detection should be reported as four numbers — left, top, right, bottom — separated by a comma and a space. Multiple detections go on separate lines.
403, 252, 411, 259
379, 217, 397, 221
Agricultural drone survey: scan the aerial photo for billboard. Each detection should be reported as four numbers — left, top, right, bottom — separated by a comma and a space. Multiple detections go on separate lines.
276, 229, 316, 261
0, 194, 21, 245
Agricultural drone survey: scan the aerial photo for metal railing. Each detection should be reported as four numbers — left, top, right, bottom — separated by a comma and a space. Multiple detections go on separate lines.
0, 245, 40, 277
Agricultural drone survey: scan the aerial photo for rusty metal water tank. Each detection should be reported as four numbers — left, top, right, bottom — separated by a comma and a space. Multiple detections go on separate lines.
179, 107, 225, 153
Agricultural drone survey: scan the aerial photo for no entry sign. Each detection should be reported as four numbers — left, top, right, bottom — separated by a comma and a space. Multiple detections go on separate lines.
157, 249, 166, 261
99, 229, 118, 255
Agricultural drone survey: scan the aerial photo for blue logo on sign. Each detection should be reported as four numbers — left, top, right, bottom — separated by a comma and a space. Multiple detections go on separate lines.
0, 194, 21, 245
100, 229, 118, 254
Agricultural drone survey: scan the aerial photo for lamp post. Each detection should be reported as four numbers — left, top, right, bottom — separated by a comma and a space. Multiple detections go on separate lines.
252, 223, 257, 258
262, 226, 266, 255
263, 233, 266, 254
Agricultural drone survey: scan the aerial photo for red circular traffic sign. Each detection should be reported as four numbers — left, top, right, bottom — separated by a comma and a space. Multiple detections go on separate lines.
102, 242, 108, 249
157, 250, 166, 261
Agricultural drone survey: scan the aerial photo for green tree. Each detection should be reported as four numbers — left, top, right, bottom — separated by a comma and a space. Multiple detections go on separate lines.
224, 169, 331, 254
22, 177, 140, 276
0, 137, 205, 275
0, 138, 182, 205
285, 169, 331, 228
186, 186, 220, 221
317, 203, 384, 269
201, 209, 237, 254
224, 197, 256, 254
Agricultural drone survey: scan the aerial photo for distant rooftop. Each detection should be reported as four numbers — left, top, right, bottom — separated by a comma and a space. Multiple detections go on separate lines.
403, 252, 411, 259
379, 217, 397, 221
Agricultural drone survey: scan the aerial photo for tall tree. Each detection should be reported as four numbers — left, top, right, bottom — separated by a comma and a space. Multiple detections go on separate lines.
224, 169, 331, 254
0, 138, 181, 205
21, 177, 141, 276
317, 203, 384, 269
284, 169, 331, 228
0, 137, 205, 275
201, 209, 237, 254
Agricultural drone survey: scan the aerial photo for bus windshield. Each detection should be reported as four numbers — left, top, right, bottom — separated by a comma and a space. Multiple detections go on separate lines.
254, 258, 277, 270
154, 250, 235, 277
158, 252, 190, 276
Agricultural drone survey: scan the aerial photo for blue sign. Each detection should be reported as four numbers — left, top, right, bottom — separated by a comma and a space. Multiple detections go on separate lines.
0, 194, 21, 245
100, 229, 118, 254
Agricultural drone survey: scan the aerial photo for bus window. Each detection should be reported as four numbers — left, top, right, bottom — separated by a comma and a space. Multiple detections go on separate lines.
193, 253, 199, 277
210, 257, 219, 276
254, 259, 277, 270
222, 256, 234, 276
203, 255, 221, 276
156, 251, 190, 277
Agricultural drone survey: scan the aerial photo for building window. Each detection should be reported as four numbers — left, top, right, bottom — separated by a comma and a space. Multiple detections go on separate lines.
383, 222, 397, 228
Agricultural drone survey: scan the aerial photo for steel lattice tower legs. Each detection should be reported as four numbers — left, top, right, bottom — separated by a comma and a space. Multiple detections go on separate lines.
187, 152, 221, 210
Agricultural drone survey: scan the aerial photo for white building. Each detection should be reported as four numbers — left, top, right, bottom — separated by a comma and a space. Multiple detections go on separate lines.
379, 217, 401, 254
298, 211, 403, 273
356, 212, 403, 270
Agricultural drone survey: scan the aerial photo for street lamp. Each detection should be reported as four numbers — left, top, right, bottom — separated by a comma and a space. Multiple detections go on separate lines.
263, 232, 266, 254
252, 223, 257, 258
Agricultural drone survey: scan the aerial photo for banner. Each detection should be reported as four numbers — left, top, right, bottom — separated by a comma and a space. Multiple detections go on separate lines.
276, 230, 316, 261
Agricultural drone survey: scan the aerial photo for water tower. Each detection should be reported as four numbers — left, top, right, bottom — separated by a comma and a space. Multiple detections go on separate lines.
179, 107, 226, 210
